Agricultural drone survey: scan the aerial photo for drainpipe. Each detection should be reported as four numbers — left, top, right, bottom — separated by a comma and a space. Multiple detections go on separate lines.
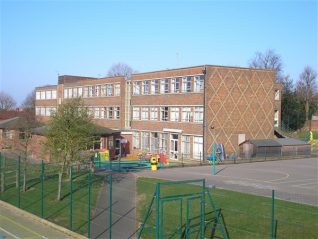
203, 65, 207, 162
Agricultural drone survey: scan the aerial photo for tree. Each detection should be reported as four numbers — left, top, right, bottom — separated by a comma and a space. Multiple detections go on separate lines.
46, 98, 96, 200
0, 91, 17, 111
249, 49, 283, 82
107, 62, 136, 78
296, 66, 317, 121
21, 89, 35, 110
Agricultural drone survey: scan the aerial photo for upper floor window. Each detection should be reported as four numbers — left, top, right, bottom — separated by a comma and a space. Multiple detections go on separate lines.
52, 90, 57, 99
194, 75, 204, 92
46, 91, 52, 99
83, 87, 88, 98
94, 107, 100, 119
114, 84, 120, 96
150, 107, 158, 120
170, 107, 180, 122
142, 81, 150, 95
160, 79, 169, 94
107, 84, 113, 96
182, 77, 192, 92
73, 88, 78, 98
78, 88, 82, 97
171, 78, 181, 93
64, 89, 68, 99
141, 107, 149, 120
115, 107, 120, 119
133, 82, 140, 95
194, 107, 203, 123
95, 85, 101, 97
101, 85, 107, 96
160, 107, 169, 121
133, 107, 140, 120
88, 86, 93, 97
182, 107, 191, 122
107, 107, 113, 119
151, 80, 159, 94
275, 90, 280, 100
41, 91, 45, 99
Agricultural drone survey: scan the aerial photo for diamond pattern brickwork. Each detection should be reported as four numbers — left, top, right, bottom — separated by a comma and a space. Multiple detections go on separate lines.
205, 66, 275, 154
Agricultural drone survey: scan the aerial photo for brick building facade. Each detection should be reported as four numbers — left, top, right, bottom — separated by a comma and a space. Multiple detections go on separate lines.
35, 65, 281, 161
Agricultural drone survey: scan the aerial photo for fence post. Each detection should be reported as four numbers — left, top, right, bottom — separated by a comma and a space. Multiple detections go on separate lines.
69, 165, 73, 231
87, 170, 91, 238
41, 160, 44, 218
109, 173, 112, 239
17, 156, 21, 208
155, 183, 160, 239
271, 190, 275, 239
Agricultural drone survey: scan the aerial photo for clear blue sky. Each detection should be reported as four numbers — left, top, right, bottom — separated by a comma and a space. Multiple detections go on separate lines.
0, 0, 317, 104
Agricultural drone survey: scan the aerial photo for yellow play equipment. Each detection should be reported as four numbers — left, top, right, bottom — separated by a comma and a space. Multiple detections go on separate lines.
150, 155, 159, 171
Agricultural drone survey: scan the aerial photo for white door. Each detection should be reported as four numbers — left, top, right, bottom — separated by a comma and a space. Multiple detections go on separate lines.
170, 134, 179, 160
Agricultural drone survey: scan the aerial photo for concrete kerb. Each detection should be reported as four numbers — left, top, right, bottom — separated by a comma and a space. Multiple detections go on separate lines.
0, 200, 87, 239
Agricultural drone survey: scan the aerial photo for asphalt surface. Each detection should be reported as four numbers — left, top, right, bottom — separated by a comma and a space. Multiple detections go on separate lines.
136, 157, 318, 206
91, 172, 137, 239
0, 204, 73, 239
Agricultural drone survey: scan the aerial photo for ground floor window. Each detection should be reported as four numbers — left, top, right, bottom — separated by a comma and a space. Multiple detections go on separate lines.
133, 132, 140, 149
151, 132, 159, 152
181, 135, 191, 159
141, 132, 150, 151
159, 133, 168, 153
193, 136, 203, 160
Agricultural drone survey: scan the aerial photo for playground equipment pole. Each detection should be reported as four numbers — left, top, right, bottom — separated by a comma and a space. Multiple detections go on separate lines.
69, 166, 73, 231
212, 143, 216, 176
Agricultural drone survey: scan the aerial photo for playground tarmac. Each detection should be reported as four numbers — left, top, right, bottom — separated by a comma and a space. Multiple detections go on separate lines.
136, 157, 318, 206
0, 202, 80, 239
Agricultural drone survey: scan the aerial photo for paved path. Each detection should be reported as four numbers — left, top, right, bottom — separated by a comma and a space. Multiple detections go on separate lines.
137, 157, 318, 206
0, 203, 78, 239
91, 172, 137, 239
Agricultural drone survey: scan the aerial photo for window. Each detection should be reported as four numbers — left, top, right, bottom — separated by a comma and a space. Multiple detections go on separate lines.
194, 75, 204, 92
160, 79, 169, 93
45, 107, 51, 116
36, 107, 40, 115
41, 91, 45, 99
181, 136, 191, 159
150, 107, 158, 120
159, 133, 168, 153
73, 88, 78, 98
141, 107, 149, 120
142, 81, 150, 95
182, 77, 192, 92
194, 107, 203, 123
133, 82, 140, 95
275, 90, 280, 100
108, 107, 113, 119
64, 89, 68, 99
68, 88, 73, 98
88, 86, 93, 97
171, 78, 181, 93
170, 107, 180, 122
133, 107, 140, 120
40, 107, 45, 116
141, 132, 150, 151
115, 107, 120, 119
151, 80, 159, 94
94, 107, 100, 119
100, 107, 105, 118
151, 132, 159, 152
36, 91, 41, 100
114, 84, 120, 96
46, 91, 52, 99
133, 132, 140, 149
83, 87, 88, 98
88, 107, 94, 117
101, 85, 107, 96
52, 90, 57, 99
274, 110, 279, 127
95, 85, 101, 97
160, 107, 169, 121
182, 107, 191, 122
193, 136, 203, 160
107, 84, 113, 96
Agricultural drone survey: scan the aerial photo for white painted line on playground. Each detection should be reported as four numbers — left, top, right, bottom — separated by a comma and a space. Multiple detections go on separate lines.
292, 181, 318, 190
273, 178, 317, 184
0, 226, 21, 239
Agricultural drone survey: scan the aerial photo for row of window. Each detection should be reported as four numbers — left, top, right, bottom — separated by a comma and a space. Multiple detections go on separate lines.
132, 106, 204, 123
64, 83, 121, 99
132, 131, 203, 160
35, 107, 57, 116
133, 75, 204, 95
89, 106, 120, 120
36, 90, 57, 100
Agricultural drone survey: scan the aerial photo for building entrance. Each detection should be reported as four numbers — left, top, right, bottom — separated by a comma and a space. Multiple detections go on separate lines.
170, 134, 179, 160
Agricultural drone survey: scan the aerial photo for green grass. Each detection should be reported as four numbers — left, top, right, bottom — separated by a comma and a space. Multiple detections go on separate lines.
0, 159, 104, 236
136, 177, 318, 239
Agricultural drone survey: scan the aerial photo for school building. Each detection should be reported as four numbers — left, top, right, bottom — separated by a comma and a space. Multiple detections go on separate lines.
35, 65, 281, 161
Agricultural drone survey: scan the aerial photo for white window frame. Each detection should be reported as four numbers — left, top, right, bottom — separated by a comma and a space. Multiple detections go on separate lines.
133, 132, 140, 149
133, 107, 140, 120
181, 135, 191, 159
182, 76, 192, 92
151, 80, 159, 94
107, 84, 113, 96
150, 107, 158, 120
108, 107, 113, 119
182, 107, 191, 122
193, 136, 203, 160
141, 107, 149, 120
40, 91, 45, 99
170, 107, 180, 122
114, 84, 120, 96
142, 80, 150, 95
194, 107, 203, 123
141, 132, 150, 151
194, 75, 204, 92
133, 82, 140, 95
83, 87, 88, 98
36, 91, 41, 100
46, 91, 52, 100
160, 107, 169, 121
95, 85, 101, 97
73, 88, 78, 98
94, 107, 100, 119
64, 89, 68, 99
115, 107, 120, 119
88, 86, 93, 97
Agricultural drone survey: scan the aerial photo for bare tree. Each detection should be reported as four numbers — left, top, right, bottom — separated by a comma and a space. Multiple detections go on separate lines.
296, 66, 317, 121
0, 91, 17, 111
107, 62, 136, 78
249, 49, 283, 82
21, 89, 35, 110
